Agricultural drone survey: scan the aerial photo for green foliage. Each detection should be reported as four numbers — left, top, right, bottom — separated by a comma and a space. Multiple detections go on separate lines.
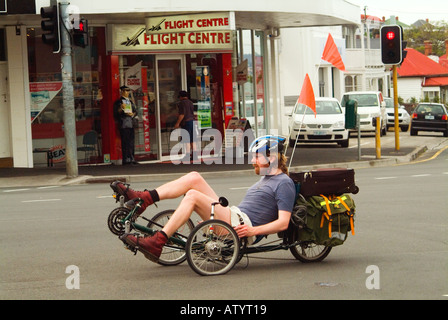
403, 21, 448, 56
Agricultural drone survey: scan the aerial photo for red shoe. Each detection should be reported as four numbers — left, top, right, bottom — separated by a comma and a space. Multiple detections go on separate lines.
120, 232, 168, 263
110, 181, 154, 214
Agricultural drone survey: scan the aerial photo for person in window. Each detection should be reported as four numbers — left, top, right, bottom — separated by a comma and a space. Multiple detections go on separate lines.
174, 90, 197, 161
110, 135, 296, 263
114, 86, 138, 165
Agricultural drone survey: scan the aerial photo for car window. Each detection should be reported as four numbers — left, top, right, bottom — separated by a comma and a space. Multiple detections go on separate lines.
416, 104, 444, 115
384, 99, 394, 108
343, 94, 378, 107
294, 101, 341, 115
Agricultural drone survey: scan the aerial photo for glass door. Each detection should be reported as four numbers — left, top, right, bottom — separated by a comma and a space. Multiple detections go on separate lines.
156, 55, 185, 159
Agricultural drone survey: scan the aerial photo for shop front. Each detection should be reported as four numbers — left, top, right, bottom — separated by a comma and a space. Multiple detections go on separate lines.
106, 12, 249, 163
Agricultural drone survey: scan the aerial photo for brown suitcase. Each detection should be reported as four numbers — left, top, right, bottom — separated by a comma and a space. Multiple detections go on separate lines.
289, 168, 359, 197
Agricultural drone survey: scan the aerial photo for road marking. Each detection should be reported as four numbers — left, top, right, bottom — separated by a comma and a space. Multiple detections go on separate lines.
374, 176, 397, 180
411, 174, 431, 177
3, 188, 30, 193
97, 195, 114, 198
21, 199, 61, 203
37, 186, 60, 189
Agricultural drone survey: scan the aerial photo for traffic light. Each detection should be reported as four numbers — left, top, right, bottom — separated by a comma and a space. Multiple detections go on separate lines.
380, 25, 402, 65
401, 40, 408, 62
40, 5, 61, 53
72, 19, 89, 48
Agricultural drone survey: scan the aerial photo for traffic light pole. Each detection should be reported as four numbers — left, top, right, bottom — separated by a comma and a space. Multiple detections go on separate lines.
59, 1, 78, 178
393, 65, 400, 151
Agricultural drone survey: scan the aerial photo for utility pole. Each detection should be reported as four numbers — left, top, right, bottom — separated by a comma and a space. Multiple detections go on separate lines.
393, 65, 400, 151
59, 0, 78, 177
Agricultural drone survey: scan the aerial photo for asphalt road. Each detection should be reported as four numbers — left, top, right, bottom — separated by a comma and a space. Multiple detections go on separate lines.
0, 147, 447, 303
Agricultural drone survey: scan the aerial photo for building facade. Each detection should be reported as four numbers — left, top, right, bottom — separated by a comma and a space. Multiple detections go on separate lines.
0, 0, 360, 168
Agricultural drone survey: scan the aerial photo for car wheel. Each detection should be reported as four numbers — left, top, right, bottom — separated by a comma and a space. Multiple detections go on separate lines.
289, 138, 296, 148
401, 125, 409, 132
444, 130, 448, 137
339, 139, 349, 148
410, 127, 418, 136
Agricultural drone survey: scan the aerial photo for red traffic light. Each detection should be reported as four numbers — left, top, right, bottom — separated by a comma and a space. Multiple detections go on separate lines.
386, 31, 395, 40
79, 21, 84, 32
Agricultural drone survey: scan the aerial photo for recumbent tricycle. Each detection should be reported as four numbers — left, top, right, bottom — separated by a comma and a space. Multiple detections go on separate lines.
107, 168, 359, 276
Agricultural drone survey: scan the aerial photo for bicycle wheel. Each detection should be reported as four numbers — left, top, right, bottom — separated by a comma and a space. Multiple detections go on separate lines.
147, 209, 194, 266
186, 220, 240, 276
290, 242, 332, 263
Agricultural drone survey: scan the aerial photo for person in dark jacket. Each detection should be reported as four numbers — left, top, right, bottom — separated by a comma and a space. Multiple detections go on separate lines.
174, 90, 197, 160
114, 86, 138, 165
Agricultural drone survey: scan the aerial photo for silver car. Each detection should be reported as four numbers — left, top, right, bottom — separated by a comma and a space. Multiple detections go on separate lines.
384, 97, 410, 132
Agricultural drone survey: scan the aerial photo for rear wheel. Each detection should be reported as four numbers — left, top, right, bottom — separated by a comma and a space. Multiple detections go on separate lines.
147, 210, 194, 266
186, 220, 240, 276
290, 242, 332, 262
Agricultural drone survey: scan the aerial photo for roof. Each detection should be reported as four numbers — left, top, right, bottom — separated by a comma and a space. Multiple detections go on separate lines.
422, 76, 448, 87
397, 48, 448, 77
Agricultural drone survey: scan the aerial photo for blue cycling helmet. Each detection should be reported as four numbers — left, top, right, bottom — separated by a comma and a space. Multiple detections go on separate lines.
248, 135, 286, 155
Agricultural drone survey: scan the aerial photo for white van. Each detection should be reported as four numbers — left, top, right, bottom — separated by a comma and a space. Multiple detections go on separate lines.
341, 91, 387, 135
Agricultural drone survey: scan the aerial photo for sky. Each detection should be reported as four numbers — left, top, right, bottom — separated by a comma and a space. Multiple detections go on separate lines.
347, 0, 448, 25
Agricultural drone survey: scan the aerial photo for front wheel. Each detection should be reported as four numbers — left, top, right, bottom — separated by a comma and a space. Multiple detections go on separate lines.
186, 220, 240, 276
147, 209, 194, 266
290, 242, 332, 263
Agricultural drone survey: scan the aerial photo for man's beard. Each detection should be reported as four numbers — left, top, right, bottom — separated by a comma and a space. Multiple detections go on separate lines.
253, 163, 270, 175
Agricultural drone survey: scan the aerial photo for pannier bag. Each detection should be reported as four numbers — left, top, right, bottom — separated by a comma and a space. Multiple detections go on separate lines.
292, 193, 355, 247
290, 168, 359, 197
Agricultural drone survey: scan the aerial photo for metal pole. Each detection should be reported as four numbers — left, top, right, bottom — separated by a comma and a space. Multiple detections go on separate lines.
393, 65, 400, 151
60, 1, 78, 177
375, 117, 381, 159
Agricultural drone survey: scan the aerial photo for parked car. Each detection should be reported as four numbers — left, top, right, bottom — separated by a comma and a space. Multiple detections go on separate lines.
341, 91, 387, 136
288, 97, 349, 147
410, 103, 448, 137
384, 97, 411, 131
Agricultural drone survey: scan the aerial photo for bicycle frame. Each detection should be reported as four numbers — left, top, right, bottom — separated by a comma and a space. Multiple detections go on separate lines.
119, 197, 303, 255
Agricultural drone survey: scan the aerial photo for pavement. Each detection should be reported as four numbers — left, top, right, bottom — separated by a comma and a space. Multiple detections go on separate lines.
1, 132, 447, 188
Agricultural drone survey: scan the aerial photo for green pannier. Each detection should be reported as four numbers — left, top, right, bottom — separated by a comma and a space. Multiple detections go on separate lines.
292, 193, 356, 247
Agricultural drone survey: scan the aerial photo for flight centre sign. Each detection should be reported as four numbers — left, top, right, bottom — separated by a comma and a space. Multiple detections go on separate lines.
111, 12, 235, 53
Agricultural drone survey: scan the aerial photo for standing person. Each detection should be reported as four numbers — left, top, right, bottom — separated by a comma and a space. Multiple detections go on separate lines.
114, 86, 138, 165
111, 135, 296, 263
174, 90, 196, 160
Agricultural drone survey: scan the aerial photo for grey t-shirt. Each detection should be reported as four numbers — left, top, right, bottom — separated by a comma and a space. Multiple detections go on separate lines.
237, 173, 296, 227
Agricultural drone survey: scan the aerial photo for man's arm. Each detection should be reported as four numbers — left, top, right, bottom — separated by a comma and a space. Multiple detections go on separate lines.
234, 210, 291, 239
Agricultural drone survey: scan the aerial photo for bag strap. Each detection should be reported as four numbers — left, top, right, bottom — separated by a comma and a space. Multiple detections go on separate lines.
336, 196, 355, 235
319, 194, 332, 238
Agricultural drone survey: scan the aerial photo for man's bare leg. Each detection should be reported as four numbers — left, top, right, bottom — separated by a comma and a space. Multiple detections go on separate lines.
155, 171, 218, 200
161, 189, 231, 237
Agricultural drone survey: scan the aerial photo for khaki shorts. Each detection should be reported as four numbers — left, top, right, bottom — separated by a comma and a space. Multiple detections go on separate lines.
229, 206, 255, 245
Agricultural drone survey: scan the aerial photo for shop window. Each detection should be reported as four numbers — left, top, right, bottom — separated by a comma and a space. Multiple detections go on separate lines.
236, 29, 267, 137
27, 26, 106, 165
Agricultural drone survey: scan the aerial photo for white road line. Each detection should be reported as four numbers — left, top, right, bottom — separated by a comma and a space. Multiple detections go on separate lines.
411, 174, 431, 177
97, 195, 114, 198
3, 188, 30, 193
37, 186, 60, 189
21, 199, 61, 203
374, 177, 397, 180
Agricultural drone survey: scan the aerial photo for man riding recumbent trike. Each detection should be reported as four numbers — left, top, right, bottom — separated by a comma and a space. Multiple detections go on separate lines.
107, 135, 359, 276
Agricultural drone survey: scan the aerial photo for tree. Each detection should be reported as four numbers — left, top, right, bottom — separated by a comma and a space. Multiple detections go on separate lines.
403, 21, 448, 56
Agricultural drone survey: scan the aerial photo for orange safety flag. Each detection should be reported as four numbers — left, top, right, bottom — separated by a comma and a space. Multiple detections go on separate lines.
297, 73, 316, 117
321, 33, 346, 72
